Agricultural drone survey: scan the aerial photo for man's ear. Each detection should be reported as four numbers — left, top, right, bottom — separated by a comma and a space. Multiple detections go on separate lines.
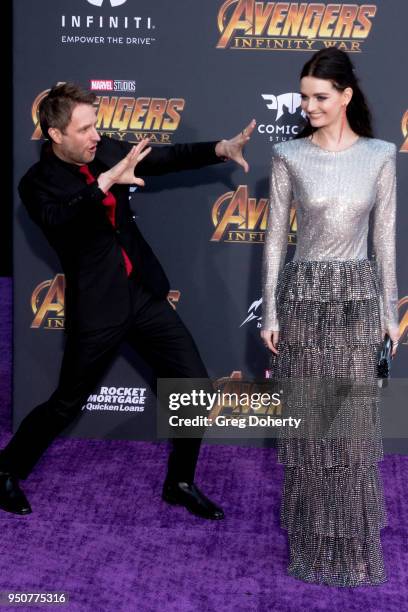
48, 127, 63, 144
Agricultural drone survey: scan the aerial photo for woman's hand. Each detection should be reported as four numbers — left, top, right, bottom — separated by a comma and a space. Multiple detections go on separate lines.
260, 330, 279, 355
387, 329, 400, 358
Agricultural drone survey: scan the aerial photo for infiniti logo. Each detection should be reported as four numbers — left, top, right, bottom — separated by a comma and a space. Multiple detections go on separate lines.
86, 0, 127, 7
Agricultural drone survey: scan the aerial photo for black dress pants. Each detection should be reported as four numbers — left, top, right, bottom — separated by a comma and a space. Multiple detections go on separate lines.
0, 282, 208, 482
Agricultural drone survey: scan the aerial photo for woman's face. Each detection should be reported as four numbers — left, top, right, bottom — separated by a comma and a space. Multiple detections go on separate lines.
300, 76, 351, 129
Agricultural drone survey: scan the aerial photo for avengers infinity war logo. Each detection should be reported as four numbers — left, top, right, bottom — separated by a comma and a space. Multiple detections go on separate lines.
401, 110, 408, 153
31, 275, 66, 330
211, 374, 283, 418
31, 275, 180, 329
31, 87, 185, 144
210, 185, 297, 244
216, 1, 377, 52
397, 297, 408, 345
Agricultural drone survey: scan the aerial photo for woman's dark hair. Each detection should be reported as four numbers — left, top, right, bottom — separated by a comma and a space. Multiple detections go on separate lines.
39, 83, 96, 140
296, 47, 373, 139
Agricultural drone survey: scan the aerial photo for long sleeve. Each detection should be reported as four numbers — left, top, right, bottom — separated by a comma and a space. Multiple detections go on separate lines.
372, 143, 399, 337
19, 174, 105, 228
112, 138, 223, 176
262, 147, 293, 331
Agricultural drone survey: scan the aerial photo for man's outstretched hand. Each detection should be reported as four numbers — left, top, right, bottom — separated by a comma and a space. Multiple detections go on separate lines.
215, 119, 256, 173
97, 138, 152, 193
97, 122, 256, 194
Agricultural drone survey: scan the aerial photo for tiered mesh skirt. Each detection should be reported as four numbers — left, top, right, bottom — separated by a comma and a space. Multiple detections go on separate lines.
270, 259, 387, 586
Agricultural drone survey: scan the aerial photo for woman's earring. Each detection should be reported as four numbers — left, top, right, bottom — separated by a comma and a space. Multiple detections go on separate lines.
338, 104, 347, 145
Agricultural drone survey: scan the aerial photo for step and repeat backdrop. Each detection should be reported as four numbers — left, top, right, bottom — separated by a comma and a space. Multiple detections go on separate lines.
13, 0, 408, 445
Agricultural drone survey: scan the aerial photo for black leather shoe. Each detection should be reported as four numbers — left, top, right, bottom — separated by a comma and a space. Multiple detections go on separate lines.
162, 481, 224, 520
0, 472, 32, 515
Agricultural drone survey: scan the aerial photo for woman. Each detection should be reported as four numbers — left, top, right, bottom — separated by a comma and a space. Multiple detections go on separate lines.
261, 47, 399, 586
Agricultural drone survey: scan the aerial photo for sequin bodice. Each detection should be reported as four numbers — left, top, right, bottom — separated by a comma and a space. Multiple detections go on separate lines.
262, 137, 398, 334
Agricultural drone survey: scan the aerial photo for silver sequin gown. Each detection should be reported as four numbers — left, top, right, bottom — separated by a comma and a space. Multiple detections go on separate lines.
262, 136, 398, 586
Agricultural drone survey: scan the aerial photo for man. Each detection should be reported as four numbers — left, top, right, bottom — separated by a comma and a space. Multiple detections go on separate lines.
0, 83, 255, 519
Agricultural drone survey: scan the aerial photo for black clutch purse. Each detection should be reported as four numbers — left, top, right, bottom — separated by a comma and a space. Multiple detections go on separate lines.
377, 334, 393, 379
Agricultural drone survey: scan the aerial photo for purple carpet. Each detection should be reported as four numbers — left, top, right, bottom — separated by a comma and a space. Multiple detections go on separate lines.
0, 277, 407, 611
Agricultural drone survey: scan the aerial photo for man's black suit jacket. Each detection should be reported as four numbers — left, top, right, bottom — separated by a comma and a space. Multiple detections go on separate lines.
19, 136, 222, 332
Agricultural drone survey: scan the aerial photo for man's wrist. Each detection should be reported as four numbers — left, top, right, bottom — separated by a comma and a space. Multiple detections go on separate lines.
215, 140, 229, 160
97, 171, 114, 194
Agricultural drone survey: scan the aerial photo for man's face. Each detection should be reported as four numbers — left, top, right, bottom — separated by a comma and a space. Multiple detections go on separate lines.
50, 103, 101, 165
